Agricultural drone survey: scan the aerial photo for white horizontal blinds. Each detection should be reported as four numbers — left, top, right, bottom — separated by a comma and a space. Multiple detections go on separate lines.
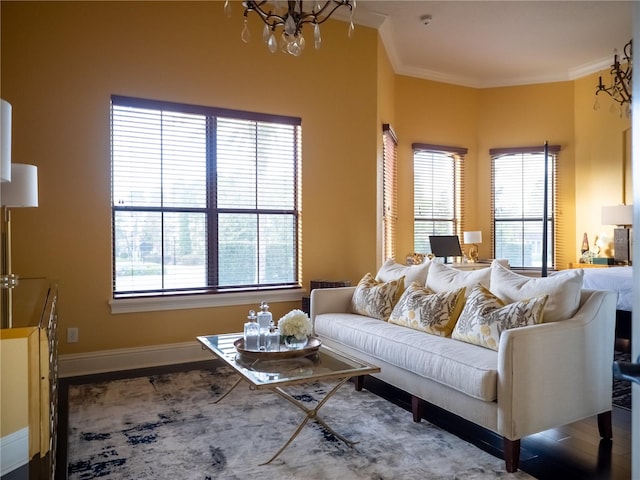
412, 143, 467, 255
217, 118, 299, 287
111, 95, 301, 296
490, 145, 560, 269
382, 124, 398, 261
111, 104, 208, 293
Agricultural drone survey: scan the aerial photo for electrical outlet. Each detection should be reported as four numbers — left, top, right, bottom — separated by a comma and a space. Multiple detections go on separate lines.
67, 327, 79, 343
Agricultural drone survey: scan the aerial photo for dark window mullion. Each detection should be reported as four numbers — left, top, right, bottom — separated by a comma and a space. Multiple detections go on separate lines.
207, 115, 218, 288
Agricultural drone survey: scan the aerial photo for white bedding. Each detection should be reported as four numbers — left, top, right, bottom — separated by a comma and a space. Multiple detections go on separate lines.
580, 266, 633, 311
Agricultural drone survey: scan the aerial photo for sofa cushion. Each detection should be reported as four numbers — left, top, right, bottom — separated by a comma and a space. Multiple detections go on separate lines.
376, 258, 430, 289
315, 312, 498, 401
426, 261, 491, 296
489, 260, 583, 323
388, 283, 465, 337
350, 273, 404, 321
452, 284, 547, 350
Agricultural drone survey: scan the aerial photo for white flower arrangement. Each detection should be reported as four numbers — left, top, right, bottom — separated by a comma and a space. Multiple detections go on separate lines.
277, 309, 313, 340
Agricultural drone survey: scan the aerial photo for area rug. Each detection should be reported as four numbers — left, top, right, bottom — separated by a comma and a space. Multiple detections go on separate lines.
613, 351, 632, 411
67, 365, 534, 479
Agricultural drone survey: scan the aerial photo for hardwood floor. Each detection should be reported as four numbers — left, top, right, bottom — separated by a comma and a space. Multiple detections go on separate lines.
50, 361, 632, 480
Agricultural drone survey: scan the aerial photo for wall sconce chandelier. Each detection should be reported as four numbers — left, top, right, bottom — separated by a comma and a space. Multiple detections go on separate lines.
224, 1, 356, 57
595, 39, 633, 116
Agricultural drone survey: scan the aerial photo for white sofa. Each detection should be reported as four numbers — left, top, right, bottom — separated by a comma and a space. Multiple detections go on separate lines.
310, 260, 617, 472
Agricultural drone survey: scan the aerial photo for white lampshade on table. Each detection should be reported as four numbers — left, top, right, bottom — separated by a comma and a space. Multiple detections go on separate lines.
0, 99, 12, 183
463, 231, 482, 245
1, 163, 38, 207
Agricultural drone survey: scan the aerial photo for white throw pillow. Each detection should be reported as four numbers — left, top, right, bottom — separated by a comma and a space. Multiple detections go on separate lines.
489, 260, 584, 323
376, 258, 431, 289
425, 261, 491, 296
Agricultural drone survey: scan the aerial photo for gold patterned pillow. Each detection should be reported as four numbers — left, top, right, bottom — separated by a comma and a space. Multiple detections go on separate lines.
350, 273, 404, 321
452, 284, 547, 351
388, 283, 466, 337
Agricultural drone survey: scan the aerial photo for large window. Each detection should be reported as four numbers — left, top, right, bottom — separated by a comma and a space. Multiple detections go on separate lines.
413, 143, 466, 254
111, 96, 301, 296
491, 145, 559, 269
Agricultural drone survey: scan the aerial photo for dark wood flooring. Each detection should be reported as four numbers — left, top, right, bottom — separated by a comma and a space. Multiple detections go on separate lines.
6, 360, 631, 480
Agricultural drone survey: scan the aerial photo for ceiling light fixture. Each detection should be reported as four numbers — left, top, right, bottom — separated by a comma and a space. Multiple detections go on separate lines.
595, 39, 632, 117
224, 0, 356, 57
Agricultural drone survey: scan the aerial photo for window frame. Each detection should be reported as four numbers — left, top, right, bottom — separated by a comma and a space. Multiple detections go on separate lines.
412, 143, 467, 255
490, 145, 560, 270
382, 124, 398, 262
110, 95, 303, 307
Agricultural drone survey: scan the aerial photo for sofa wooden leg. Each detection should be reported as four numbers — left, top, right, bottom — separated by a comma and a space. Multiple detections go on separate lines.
597, 411, 613, 439
411, 395, 422, 423
353, 375, 364, 391
503, 438, 520, 473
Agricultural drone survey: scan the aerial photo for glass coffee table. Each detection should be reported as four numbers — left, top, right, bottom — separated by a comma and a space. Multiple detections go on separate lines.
197, 333, 380, 465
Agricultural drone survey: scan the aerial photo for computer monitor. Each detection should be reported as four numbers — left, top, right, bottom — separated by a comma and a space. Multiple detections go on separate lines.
429, 235, 463, 263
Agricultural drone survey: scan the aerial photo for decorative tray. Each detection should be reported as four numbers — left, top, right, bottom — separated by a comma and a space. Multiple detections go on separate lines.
234, 337, 322, 360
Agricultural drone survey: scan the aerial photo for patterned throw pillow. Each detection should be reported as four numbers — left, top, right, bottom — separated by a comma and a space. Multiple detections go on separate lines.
388, 283, 466, 337
350, 273, 404, 321
452, 284, 547, 351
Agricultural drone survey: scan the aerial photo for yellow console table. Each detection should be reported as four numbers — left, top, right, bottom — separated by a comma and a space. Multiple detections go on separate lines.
0, 278, 58, 479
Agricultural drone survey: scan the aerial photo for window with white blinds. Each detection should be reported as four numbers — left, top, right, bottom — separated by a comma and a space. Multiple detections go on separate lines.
490, 145, 559, 269
413, 143, 466, 254
111, 95, 301, 296
382, 124, 398, 261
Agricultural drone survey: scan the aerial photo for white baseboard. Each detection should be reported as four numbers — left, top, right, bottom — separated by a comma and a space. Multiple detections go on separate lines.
0, 427, 29, 476
58, 340, 214, 378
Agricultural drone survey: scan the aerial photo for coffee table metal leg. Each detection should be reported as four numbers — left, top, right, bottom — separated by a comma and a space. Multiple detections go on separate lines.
259, 377, 357, 465
213, 375, 243, 404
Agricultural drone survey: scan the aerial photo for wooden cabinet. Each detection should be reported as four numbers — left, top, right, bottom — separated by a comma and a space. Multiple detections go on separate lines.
0, 278, 58, 479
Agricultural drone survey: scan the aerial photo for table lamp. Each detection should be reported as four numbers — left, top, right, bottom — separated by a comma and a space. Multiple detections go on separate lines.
601, 205, 633, 265
463, 231, 482, 263
1, 163, 38, 328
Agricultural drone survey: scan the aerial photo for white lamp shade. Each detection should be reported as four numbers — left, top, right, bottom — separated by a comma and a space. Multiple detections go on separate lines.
0, 99, 11, 183
463, 231, 482, 244
1, 163, 38, 207
601, 205, 633, 226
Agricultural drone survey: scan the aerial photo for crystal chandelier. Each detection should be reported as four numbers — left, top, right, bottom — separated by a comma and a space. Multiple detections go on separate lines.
224, 1, 356, 57
595, 39, 633, 116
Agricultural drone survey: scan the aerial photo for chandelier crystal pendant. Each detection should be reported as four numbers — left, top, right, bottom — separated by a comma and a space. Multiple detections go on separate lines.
225, 1, 355, 57
594, 39, 633, 117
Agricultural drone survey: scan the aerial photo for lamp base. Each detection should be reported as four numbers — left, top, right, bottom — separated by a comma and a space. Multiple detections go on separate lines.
613, 227, 630, 264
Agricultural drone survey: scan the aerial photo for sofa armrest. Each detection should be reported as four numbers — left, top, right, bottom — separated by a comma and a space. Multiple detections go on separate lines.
310, 286, 356, 322
497, 289, 617, 440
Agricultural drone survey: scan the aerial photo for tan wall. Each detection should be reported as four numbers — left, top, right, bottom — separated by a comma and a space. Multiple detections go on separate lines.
1, 2, 631, 356
476, 82, 576, 269
375, 35, 396, 264
393, 76, 479, 259
574, 71, 631, 259
1, 1, 379, 353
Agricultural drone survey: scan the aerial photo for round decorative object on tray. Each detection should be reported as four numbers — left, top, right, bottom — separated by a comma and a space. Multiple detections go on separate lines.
234, 337, 321, 360
284, 335, 308, 350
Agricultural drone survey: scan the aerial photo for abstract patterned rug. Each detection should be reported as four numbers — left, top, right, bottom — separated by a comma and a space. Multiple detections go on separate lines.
613, 351, 632, 410
67, 365, 534, 479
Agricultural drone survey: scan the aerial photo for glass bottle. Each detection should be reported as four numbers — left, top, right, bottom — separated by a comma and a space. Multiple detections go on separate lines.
257, 301, 272, 351
243, 309, 260, 351
265, 320, 280, 352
